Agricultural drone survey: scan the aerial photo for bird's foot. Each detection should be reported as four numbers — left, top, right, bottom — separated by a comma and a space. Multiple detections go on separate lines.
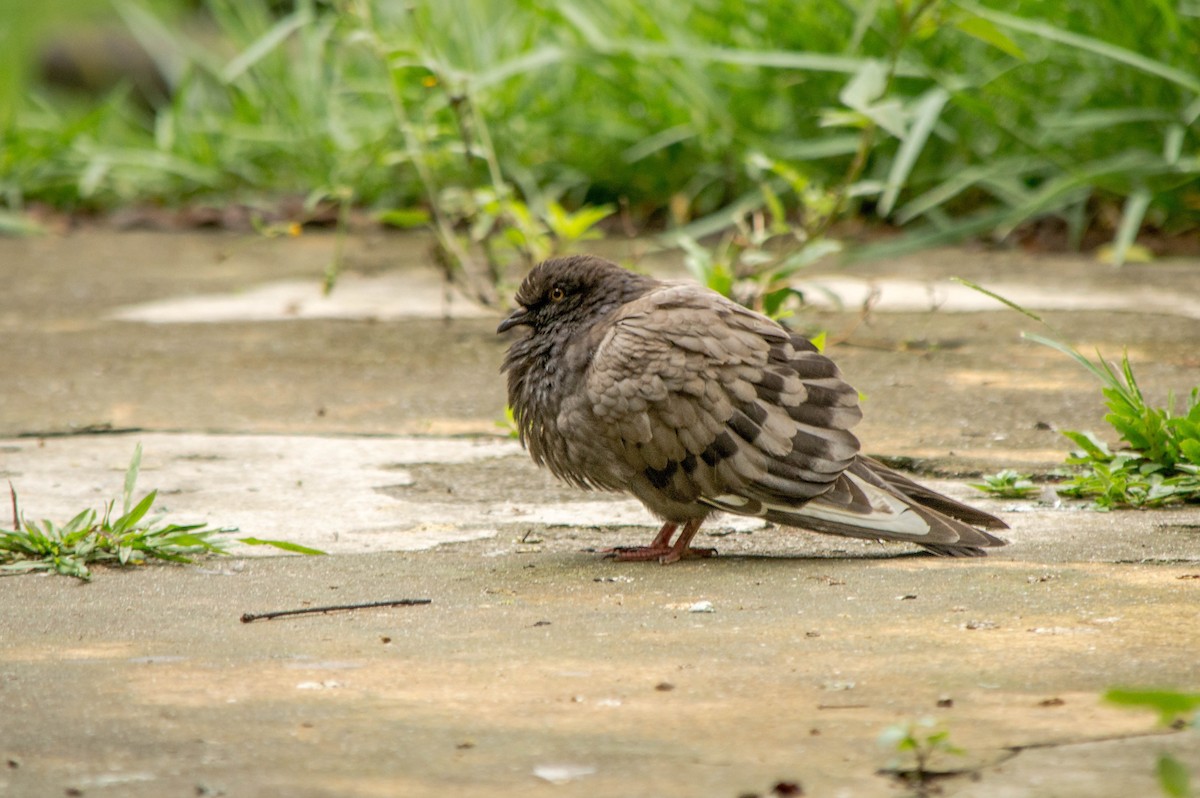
603, 546, 717, 564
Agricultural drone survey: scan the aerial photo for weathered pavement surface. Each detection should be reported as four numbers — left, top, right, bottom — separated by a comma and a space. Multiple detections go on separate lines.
1, 231, 1198, 797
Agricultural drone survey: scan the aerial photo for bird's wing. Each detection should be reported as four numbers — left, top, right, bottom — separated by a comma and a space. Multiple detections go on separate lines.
705, 457, 1007, 554
581, 283, 1007, 554
581, 283, 863, 514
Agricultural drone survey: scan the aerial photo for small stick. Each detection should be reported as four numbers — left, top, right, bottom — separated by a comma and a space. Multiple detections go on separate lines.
240, 598, 431, 624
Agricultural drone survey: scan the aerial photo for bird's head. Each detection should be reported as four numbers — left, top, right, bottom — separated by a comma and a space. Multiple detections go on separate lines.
497, 255, 654, 336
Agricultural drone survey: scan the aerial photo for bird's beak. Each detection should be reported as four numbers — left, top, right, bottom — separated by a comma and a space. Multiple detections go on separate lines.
496, 306, 530, 334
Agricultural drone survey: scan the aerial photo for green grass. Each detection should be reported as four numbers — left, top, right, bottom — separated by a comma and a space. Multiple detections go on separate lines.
959, 278, 1200, 510
0, 444, 324, 581
2, 0, 1198, 266
1, 444, 229, 579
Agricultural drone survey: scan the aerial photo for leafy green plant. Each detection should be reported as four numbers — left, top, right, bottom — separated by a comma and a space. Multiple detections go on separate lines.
969, 469, 1041, 499
677, 149, 845, 319
1032, 338, 1200, 509
678, 226, 841, 321
6, 0, 1200, 266
878, 717, 965, 792
0, 444, 323, 581
1, 444, 229, 580
344, 0, 616, 303
1105, 688, 1199, 798
957, 278, 1200, 510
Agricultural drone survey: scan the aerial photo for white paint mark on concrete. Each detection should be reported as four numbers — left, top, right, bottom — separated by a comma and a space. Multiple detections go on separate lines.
109, 272, 493, 323
795, 275, 1200, 319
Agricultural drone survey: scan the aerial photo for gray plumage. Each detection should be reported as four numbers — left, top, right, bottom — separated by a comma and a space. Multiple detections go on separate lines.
499, 255, 1007, 563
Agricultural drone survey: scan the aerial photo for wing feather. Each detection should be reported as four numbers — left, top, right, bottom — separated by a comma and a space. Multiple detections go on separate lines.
583, 283, 863, 518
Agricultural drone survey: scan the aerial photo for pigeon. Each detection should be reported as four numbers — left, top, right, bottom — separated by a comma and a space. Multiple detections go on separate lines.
498, 255, 1008, 563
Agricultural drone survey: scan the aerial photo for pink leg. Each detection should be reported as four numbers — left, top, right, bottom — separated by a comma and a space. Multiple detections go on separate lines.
659, 518, 713, 564
605, 519, 716, 564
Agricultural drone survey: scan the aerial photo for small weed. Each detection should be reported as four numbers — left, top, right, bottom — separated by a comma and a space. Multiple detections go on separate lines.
1, 445, 229, 580
497, 404, 520, 439
1105, 688, 1199, 798
969, 469, 1041, 499
1047, 350, 1200, 509
878, 717, 965, 793
0, 445, 322, 581
957, 279, 1200, 511
1032, 340, 1200, 509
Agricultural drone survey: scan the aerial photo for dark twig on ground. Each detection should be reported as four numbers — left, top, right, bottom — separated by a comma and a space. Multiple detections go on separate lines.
240, 599, 432, 623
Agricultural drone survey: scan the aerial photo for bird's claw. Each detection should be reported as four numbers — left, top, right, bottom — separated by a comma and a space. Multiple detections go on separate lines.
602, 546, 717, 564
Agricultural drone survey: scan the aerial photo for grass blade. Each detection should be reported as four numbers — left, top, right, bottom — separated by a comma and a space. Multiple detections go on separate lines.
1111, 187, 1152, 267
960, 3, 1200, 94
951, 277, 1044, 323
219, 8, 312, 84
879, 87, 949, 216
112, 490, 157, 535
239, 537, 327, 556
1021, 332, 1125, 394
122, 443, 143, 516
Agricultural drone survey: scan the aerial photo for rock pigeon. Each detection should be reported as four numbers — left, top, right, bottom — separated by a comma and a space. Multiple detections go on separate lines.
498, 255, 1008, 563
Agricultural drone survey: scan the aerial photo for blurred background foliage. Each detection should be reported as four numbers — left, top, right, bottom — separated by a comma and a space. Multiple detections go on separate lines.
2, 0, 1199, 269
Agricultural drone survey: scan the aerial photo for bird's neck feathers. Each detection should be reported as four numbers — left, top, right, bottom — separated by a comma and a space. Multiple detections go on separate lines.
503, 274, 654, 460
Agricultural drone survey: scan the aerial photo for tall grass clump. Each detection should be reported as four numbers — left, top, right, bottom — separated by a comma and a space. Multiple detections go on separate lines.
1, 0, 1197, 271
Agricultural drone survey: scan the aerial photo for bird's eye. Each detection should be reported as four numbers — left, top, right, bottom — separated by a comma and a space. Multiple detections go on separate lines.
549, 286, 566, 302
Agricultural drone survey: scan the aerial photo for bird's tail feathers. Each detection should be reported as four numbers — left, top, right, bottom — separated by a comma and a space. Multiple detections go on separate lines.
758, 459, 1007, 556
853, 456, 1009, 530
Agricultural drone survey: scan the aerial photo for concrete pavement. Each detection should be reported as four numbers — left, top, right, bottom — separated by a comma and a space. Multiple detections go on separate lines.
1, 230, 1198, 797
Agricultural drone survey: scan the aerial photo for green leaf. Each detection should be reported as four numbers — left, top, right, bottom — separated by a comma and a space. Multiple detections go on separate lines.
879, 88, 949, 216
954, 15, 1026, 59
123, 443, 143, 516
112, 490, 157, 535
60, 508, 96, 535
544, 203, 613, 242
952, 278, 1045, 323
1157, 754, 1192, 798
772, 239, 843, 278
1061, 430, 1113, 461
219, 8, 312, 84
762, 287, 801, 320
1105, 688, 1200, 723
238, 538, 327, 556
623, 124, 696, 163
959, 3, 1200, 94
1021, 333, 1126, 394
1110, 187, 1152, 268
376, 208, 432, 229
840, 59, 887, 111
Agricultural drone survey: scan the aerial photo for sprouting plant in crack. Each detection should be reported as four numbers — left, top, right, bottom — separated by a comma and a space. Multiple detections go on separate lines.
878, 717, 965, 794
0, 444, 324, 581
969, 469, 1040, 499
956, 278, 1200, 510
0, 444, 231, 580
